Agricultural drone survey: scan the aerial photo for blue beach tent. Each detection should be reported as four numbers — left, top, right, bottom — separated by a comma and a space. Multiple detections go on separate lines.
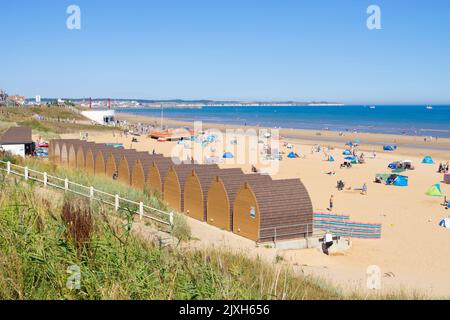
287, 152, 296, 159
328, 155, 335, 162
422, 156, 435, 164
383, 145, 397, 151
343, 149, 352, 155
223, 152, 234, 159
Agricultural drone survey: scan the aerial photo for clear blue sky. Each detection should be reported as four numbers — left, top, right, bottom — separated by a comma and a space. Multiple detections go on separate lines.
1, 0, 450, 104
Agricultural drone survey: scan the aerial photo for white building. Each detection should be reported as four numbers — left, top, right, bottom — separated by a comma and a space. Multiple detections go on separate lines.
35, 95, 41, 104
81, 110, 116, 125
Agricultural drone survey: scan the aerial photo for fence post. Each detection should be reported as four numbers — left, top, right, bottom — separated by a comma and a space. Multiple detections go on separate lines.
43, 172, 48, 187
64, 178, 69, 191
169, 211, 174, 227
115, 194, 119, 211
6, 161, 11, 175
24, 167, 29, 181
139, 202, 144, 220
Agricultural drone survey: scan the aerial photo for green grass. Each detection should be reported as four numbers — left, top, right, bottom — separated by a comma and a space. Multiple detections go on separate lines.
0, 105, 116, 137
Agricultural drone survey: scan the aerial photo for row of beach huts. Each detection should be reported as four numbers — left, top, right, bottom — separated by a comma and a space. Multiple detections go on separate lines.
49, 139, 313, 243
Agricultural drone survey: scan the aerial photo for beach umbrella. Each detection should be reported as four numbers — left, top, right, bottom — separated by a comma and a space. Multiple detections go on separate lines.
344, 156, 356, 161
425, 183, 444, 196
342, 149, 352, 155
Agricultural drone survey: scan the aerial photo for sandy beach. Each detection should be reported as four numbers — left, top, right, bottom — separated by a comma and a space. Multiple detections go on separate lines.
61, 112, 450, 297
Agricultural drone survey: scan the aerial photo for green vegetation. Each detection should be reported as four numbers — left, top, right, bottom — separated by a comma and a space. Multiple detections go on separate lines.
0, 105, 115, 139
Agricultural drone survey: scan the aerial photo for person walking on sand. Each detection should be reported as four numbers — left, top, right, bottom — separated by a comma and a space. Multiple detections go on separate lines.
328, 195, 334, 211
362, 183, 367, 195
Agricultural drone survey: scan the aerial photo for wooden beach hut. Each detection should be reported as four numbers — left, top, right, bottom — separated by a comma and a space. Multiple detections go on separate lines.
50, 139, 78, 164
68, 140, 93, 168
92, 146, 123, 176
183, 167, 244, 222
117, 151, 152, 185
49, 139, 63, 163
105, 149, 137, 180
76, 142, 97, 170
206, 173, 273, 231
163, 164, 223, 213
131, 156, 173, 193
60, 140, 76, 167
233, 179, 313, 242
85, 146, 118, 175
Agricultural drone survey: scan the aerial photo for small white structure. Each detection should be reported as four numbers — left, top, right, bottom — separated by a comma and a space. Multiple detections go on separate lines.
35, 95, 41, 104
81, 110, 116, 125
0, 127, 34, 157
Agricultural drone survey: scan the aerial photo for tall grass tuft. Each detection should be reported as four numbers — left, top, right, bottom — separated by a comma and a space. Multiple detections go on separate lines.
61, 198, 94, 254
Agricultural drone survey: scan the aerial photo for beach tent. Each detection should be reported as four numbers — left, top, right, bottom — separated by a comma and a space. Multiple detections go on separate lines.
379, 174, 408, 187
287, 152, 296, 159
328, 155, 335, 162
422, 156, 435, 164
444, 174, 450, 184
223, 152, 234, 159
344, 156, 356, 161
426, 184, 444, 196
342, 149, 352, 155
388, 162, 400, 170
383, 145, 397, 151
392, 175, 408, 187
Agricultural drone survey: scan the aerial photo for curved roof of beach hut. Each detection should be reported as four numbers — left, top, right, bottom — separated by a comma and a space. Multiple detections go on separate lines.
60, 140, 85, 166
184, 167, 244, 222
104, 149, 137, 179
233, 179, 313, 242
76, 142, 97, 170
117, 151, 153, 185
68, 140, 95, 169
163, 163, 222, 213
131, 155, 172, 192
92, 146, 123, 176
51, 139, 79, 164
85, 145, 120, 175
206, 173, 273, 231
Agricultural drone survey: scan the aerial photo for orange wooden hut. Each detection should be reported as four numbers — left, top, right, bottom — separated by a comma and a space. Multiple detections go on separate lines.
162, 164, 224, 213
131, 156, 174, 194
68, 141, 94, 169
85, 146, 119, 175
105, 149, 137, 180
76, 142, 97, 170
206, 173, 272, 231
117, 151, 153, 185
93, 147, 118, 176
183, 167, 244, 222
233, 179, 313, 242
50, 139, 78, 164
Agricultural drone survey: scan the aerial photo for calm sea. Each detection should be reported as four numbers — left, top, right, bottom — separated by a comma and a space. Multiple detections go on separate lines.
117, 105, 450, 138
